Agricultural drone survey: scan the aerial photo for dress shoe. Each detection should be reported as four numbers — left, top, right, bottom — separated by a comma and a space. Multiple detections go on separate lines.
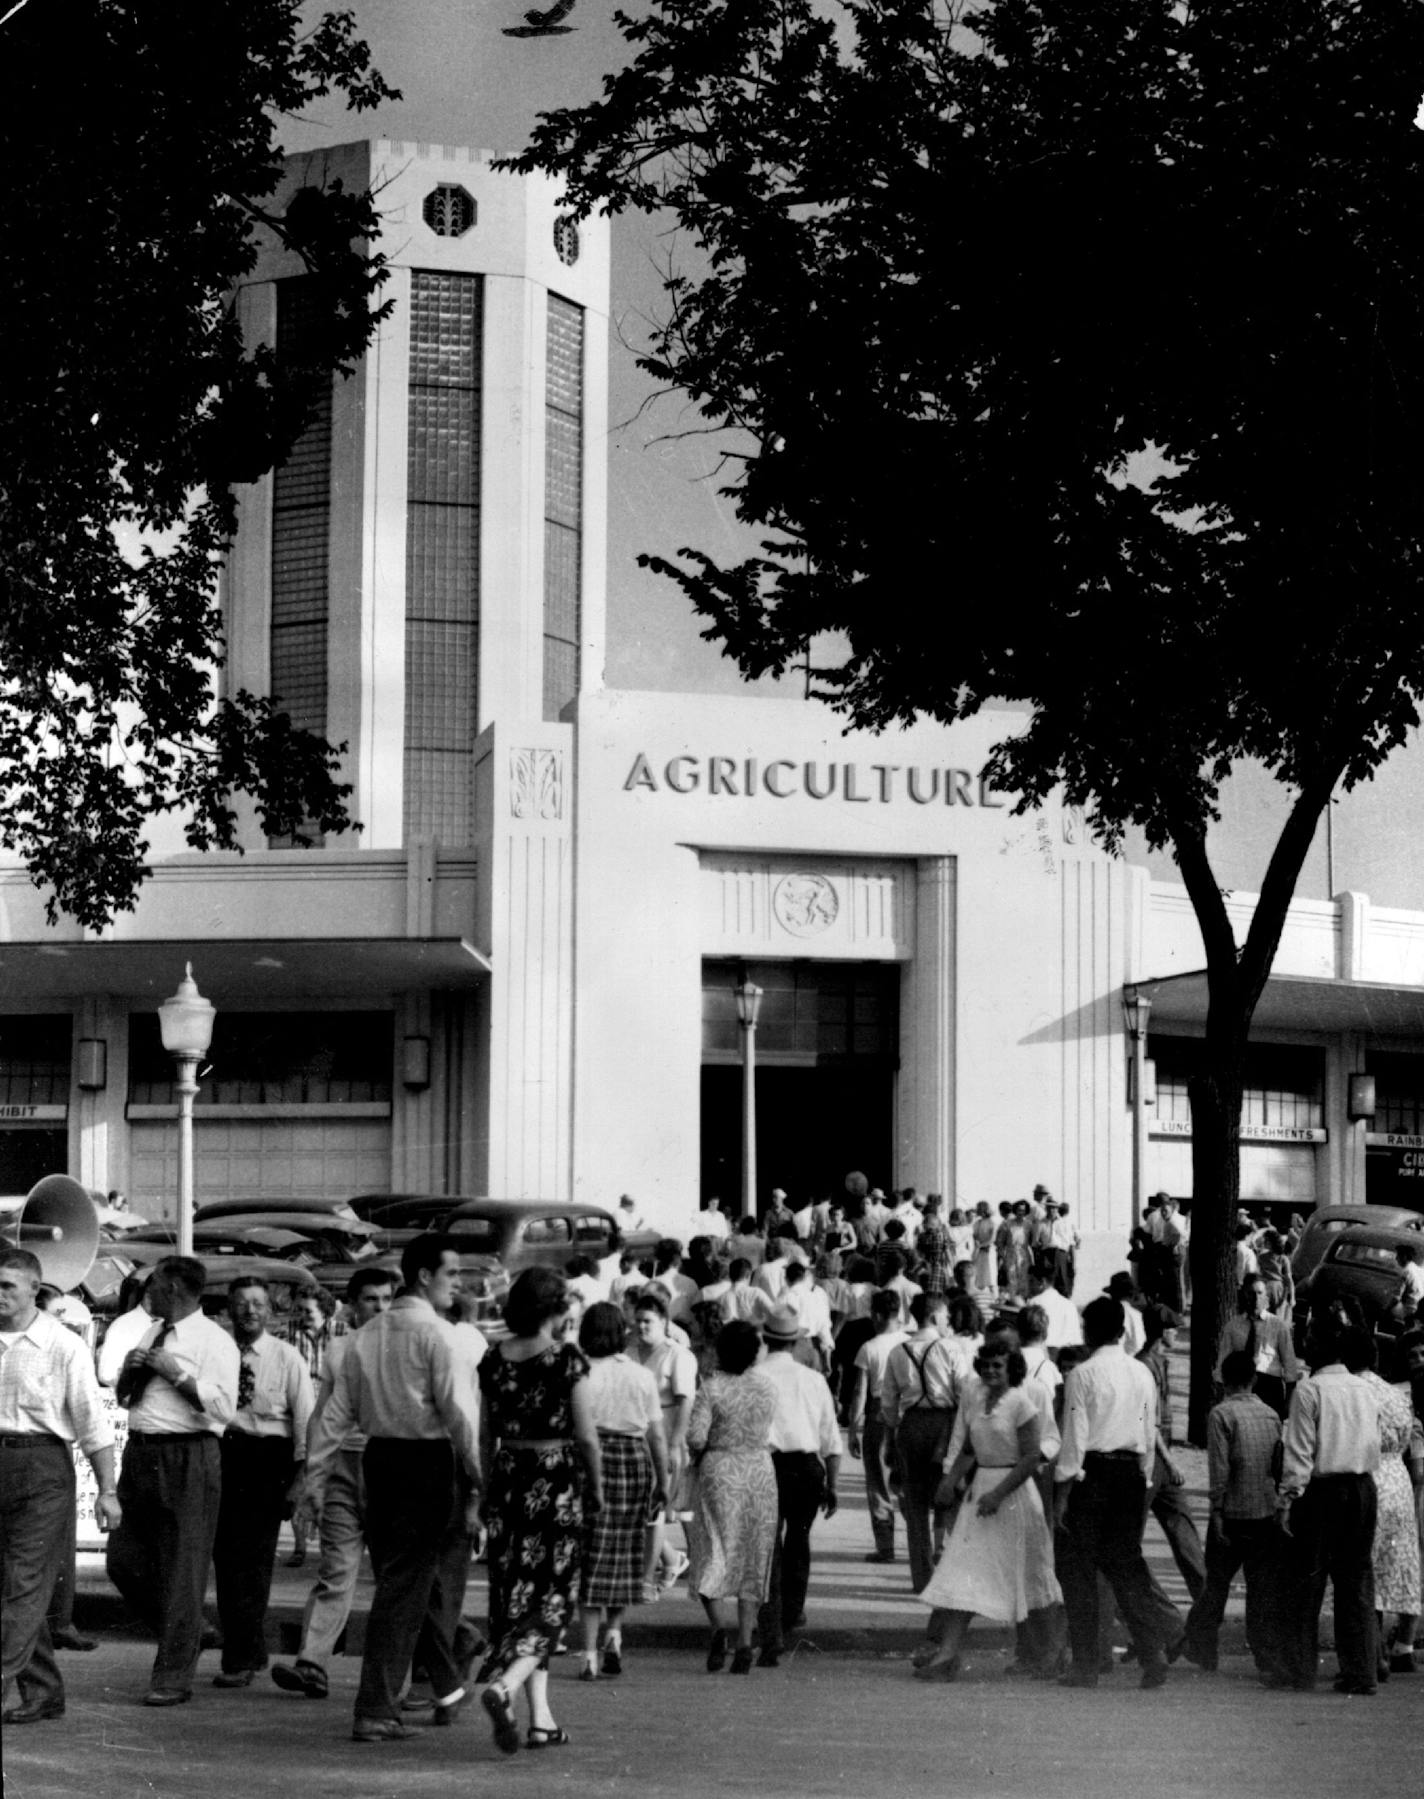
754, 1646, 779, 1669
1389, 1651, 1418, 1674
212, 1670, 254, 1688
729, 1646, 754, 1674
1139, 1658, 1168, 1690
913, 1654, 960, 1683
1332, 1678, 1377, 1696
2, 1696, 66, 1724
51, 1626, 98, 1652
270, 1660, 329, 1700
142, 1688, 193, 1707
352, 1716, 423, 1742
1058, 1669, 1100, 1689
431, 1688, 466, 1727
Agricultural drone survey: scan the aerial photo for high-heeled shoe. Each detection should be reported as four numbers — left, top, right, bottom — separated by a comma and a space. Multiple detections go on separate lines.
705, 1629, 729, 1673
729, 1645, 754, 1674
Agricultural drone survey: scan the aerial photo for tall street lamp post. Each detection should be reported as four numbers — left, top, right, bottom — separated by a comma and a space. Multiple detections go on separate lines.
158, 964, 216, 1258
1122, 986, 1152, 1231
736, 975, 763, 1223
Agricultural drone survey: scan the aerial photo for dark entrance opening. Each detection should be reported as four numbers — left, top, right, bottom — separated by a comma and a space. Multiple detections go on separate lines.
0, 1129, 70, 1195
700, 960, 899, 1216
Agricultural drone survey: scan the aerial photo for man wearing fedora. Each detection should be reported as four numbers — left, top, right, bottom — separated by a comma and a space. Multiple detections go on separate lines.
755, 1302, 841, 1666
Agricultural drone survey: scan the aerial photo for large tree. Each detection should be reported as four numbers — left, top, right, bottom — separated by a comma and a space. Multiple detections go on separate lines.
0, 0, 398, 929
513, 0, 1424, 1433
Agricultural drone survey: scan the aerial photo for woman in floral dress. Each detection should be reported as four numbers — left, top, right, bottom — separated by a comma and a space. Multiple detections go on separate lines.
685, 1320, 778, 1674
477, 1267, 603, 1753
1359, 1346, 1421, 1677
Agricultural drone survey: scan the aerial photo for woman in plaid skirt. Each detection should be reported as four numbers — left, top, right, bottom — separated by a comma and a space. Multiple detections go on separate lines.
576, 1303, 669, 1679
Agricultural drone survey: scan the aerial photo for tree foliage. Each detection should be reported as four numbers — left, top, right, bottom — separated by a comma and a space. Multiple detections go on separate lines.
0, 0, 398, 928
515, 0, 1424, 1433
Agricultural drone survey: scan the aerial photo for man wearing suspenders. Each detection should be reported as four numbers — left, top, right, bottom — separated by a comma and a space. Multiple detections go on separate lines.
881, 1293, 966, 1593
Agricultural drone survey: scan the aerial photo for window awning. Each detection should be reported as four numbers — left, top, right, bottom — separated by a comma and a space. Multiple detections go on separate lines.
1135, 968, 1424, 1038
0, 937, 491, 1001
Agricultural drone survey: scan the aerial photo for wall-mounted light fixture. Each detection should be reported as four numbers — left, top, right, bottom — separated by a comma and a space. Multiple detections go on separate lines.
1347, 1072, 1376, 1123
402, 1034, 432, 1091
76, 1038, 107, 1091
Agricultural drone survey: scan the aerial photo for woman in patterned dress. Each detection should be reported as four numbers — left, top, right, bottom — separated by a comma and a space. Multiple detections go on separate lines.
576, 1302, 668, 1680
1359, 1341, 1422, 1678
685, 1320, 778, 1674
476, 1267, 603, 1753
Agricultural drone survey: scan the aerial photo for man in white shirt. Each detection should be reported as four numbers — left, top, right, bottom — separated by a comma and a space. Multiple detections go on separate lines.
882, 1292, 965, 1593
847, 1291, 907, 1562
633, 1290, 698, 1590
1053, 1295, 1182, 1689
695, 1195, 731, 1242
780, 1262, 834, 1368
311, 1235, 482, 1741
719, 1259, 770, 1326
96, 1271, 154, 1387
755, 1304, 842, 1666
0, 1249, 119, 1726
1273, 1318, 1382, 1694
649, 1240, 699, 1328
271, 1266, 396, 1701
210, 1277, 314, 1688
1025, 1265, 1084, 1353
106, 1255, 240, 1706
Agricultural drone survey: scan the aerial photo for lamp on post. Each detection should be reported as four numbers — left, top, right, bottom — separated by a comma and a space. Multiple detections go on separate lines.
158, 964, 215, 1258
735, 975, 763, 1222
1122, 985, 1152, 1231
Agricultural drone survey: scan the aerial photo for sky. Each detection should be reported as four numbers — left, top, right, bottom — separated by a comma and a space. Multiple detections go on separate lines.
283, 0, 1424, 914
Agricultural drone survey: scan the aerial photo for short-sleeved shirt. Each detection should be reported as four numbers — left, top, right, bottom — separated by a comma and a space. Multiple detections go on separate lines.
585, 1353, 662, 1435
634, 1336, 698, 1416
855, 1330, 908, 1404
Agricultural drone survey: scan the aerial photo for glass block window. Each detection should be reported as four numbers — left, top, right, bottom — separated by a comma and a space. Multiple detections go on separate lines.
701, 962, 900, 1067
269, 278, 333, 845
129, 1012, 392, 1107
544, 296, 583, 720
0, 1016, 71, 1106
423, 185, 476, 238
405, 272, 482, 842
1150, 1038, 1324, 1130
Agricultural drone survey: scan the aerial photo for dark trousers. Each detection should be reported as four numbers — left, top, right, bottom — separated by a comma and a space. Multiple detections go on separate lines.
1, 1437, 73, 1707
1057, 1456, 1182, 1670
1047, 1248, 1075, 1298
758, 1450, 824, 1652
106, 1433, 222, 1694
1184, 1517, 1287, 1674
44, 1502, 77, 1636
1147, 1459, 1207, 1602
896, 1409, 955, 1593
1279, 1472, 1377, 1690
356, 1439, 472, 1723
862, 1400, 895, 1556
213, 1433, 295, 1673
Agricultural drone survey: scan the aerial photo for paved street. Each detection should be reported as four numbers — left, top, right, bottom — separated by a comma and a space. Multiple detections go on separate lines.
10, 1423, 1422, 1799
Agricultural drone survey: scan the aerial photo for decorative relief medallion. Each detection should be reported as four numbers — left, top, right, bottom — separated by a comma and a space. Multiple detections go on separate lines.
772, 872, 839, 937
510, 748, 563, 820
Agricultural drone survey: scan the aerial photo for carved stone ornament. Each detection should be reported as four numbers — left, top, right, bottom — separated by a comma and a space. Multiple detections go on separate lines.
772, 872, 840, 937
510, 748, 563, 820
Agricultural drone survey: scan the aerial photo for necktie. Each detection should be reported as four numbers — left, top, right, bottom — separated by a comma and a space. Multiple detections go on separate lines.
237, 1353, 256, 1412
1244, 1315, 1258, 1367
116, 1321, 174, 1408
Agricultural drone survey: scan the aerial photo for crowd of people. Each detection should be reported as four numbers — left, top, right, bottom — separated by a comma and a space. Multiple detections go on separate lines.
3, 1176, 1422, 1754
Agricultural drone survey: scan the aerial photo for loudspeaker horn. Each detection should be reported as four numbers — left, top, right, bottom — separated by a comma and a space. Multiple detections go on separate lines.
0, 1174, 102, 1293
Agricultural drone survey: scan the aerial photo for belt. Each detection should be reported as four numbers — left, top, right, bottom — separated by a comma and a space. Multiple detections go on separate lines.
128, 1430, 212, 1442
977, 1462, 1017, 1470
1084, 1448, 1141, 1463
0, 1432, 66, 1449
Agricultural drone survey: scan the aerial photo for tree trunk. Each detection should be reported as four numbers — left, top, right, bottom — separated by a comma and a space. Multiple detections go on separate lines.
1185, 1057, 1245, 1443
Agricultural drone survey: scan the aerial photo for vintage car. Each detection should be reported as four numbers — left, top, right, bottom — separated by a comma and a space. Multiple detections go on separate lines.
1290, 1204, 1424, 1286
1293, 1223, 1421, 1340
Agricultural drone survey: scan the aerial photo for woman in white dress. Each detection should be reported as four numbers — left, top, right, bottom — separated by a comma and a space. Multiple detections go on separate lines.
913, 1340, 1061, 1680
